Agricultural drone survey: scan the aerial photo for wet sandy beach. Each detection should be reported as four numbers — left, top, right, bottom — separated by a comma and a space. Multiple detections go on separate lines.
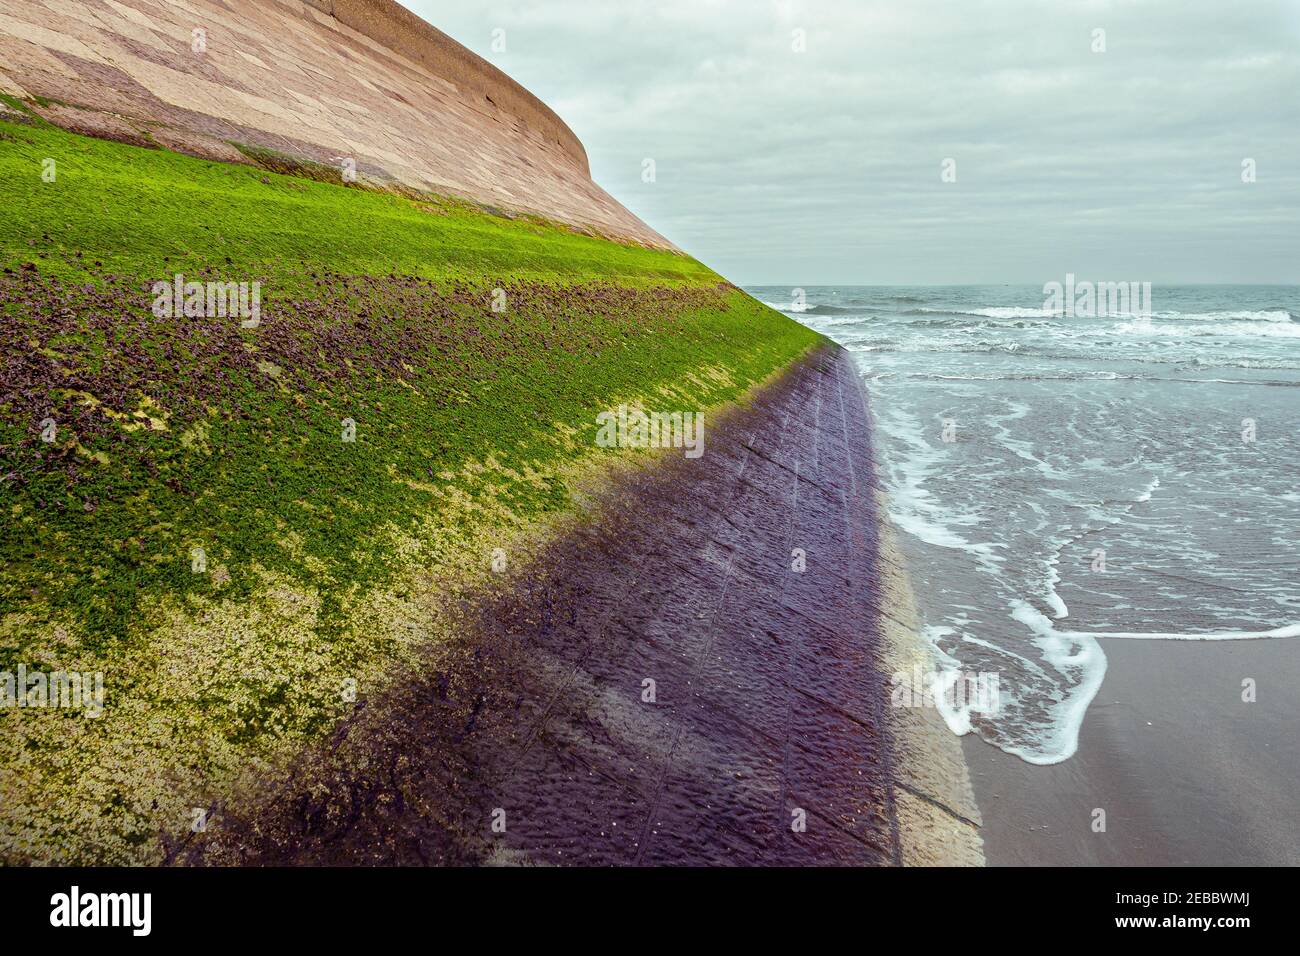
966, 636, 1300, 866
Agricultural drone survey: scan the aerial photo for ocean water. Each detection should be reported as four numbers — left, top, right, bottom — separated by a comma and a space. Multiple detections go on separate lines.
747, 284, 1300, 764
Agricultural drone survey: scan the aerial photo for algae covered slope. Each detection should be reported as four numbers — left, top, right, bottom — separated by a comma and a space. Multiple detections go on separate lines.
0, 109, 824, 863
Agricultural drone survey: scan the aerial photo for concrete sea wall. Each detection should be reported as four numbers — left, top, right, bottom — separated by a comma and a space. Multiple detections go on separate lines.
0, 0, 981, 864
181, 344, 983, 866
299, 0, 588, 172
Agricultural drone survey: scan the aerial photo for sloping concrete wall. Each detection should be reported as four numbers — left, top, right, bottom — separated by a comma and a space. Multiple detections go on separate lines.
301, 0, 589, 174
183, 344, 982, 866
0, 0, 670, 247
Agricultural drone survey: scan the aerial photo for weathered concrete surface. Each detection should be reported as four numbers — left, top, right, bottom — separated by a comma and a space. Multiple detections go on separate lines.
182, 344, 982, 866
874, 513, 984, 865
0, 0, 669, 247
300, 0, 588, 171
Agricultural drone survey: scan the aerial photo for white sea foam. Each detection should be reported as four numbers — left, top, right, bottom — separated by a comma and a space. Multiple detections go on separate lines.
920, 308, 1060, 319
760, 299, 807, 313
1044, 553, 1069, 619
1006, 602, 1108, 765
959, 631, 1052, 679
918, 306, 1293, 323
1077, 622, 1300, 640
988, 400, 1069, 481
875, 407, 1003, 566
998, 604, 1300, 762
1112, 320, 1300, 338
813, 316, 871, 327
1153, 309, 1292, 322
925, 630, 975, 735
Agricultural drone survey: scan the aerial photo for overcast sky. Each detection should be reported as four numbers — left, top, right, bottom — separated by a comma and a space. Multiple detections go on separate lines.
408, 1, 1299, 285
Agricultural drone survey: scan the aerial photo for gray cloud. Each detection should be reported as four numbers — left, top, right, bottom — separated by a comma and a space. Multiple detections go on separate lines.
410, 0, 1300, 284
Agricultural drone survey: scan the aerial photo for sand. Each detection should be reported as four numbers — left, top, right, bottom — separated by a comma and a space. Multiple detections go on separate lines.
965, 635, 1300, 866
